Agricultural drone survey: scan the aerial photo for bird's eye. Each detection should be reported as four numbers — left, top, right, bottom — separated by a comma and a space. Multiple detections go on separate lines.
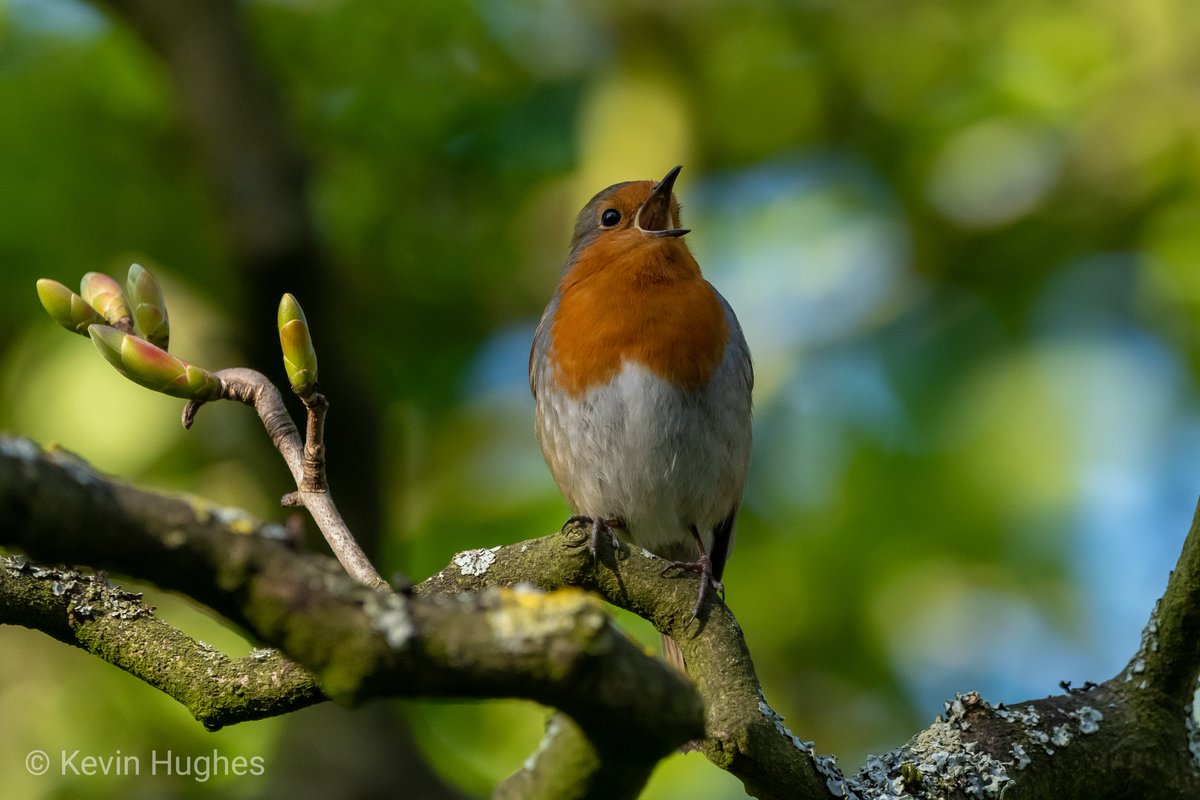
600, 208, 621, 228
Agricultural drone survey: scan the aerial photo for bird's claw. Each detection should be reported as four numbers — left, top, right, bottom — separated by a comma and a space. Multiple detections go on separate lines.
662, 553, 724, 622
563, 515, 622, 562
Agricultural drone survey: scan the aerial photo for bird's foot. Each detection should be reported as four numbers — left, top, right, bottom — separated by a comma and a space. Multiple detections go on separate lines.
563, 515, 623, 562
662, 552, 724, 622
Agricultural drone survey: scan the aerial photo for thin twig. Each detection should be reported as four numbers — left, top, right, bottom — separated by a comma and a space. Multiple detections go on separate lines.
183, 368, 387, 589
299, 391, 329, 493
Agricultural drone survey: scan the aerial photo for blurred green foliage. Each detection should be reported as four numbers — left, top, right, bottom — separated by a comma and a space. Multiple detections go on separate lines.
2, 0, 1200, 798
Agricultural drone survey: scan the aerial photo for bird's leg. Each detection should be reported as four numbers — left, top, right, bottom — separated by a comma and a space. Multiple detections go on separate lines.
662, 526, 725, 622
563, 514, 624, 562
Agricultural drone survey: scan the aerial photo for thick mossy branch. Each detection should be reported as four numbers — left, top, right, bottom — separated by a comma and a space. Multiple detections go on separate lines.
849, 683, 1198, 800
0, 555, 323, 729
6, 435, 1200, 799
1138, 501, 1200, 705
418, 525, 830, 799
419, 511, 1200, 799
495, 713, 654, 800
0, 436, 701, 793
825, 496, 1200, 800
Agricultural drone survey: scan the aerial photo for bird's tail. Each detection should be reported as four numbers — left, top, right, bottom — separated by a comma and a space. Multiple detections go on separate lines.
662, 633, 687, 673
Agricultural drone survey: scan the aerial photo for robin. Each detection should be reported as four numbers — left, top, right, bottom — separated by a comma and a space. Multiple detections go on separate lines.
529, 165, 753, 669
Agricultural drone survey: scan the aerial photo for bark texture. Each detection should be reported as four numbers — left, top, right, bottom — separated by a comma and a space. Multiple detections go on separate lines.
3, 435, 1200, 799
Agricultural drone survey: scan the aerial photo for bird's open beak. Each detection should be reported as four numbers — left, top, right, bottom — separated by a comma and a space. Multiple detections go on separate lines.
636, 165, 690, 238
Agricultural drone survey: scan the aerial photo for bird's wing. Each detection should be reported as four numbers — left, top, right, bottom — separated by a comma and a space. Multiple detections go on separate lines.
529, 293, 560, 398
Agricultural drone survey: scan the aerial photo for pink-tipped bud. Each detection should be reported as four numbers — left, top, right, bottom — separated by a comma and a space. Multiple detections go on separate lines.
89, 325, 221, 400
80, 272, 131, 326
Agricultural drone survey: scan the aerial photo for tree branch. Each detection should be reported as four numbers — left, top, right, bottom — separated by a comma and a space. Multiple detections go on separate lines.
7, 433, 1200, 798
495, 713, 656, 800
185, 367, 386, 589
0, 436, 702, 797
0, 554, 323, 729
418, 526, 830, 799
1138, 501, 1200, 705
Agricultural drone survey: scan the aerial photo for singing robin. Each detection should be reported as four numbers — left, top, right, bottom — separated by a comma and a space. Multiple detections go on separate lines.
529, 165, 753, 669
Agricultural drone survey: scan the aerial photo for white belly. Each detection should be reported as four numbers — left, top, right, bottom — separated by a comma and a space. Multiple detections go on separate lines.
534, 360, 750, 557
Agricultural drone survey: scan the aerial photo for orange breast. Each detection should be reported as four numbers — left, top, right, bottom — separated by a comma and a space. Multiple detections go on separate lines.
549, 234, 729, 395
